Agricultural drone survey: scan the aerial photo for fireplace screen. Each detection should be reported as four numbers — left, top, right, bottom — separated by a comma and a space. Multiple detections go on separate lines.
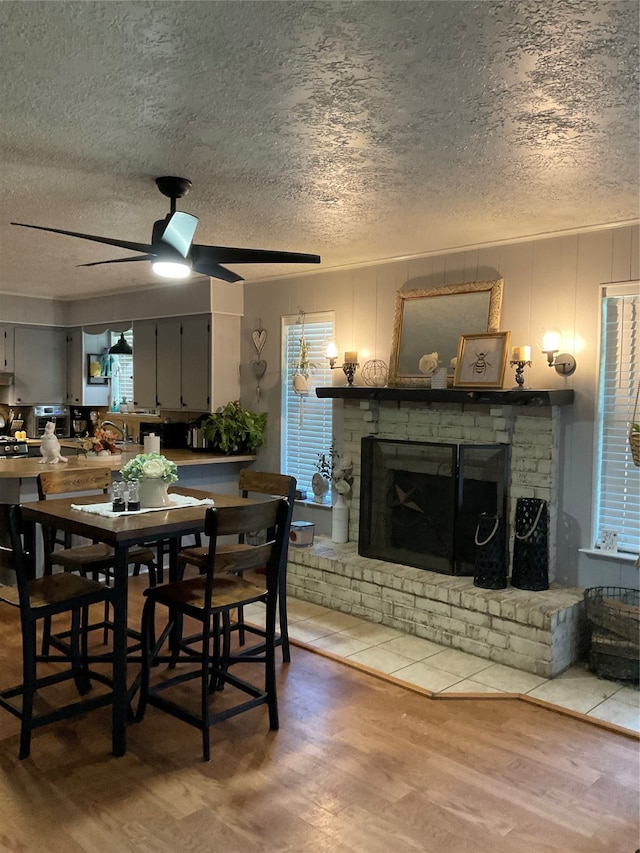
359, 437, 509, 575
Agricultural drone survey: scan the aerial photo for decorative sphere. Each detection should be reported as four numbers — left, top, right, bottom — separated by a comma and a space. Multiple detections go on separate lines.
361, 359, 389, 387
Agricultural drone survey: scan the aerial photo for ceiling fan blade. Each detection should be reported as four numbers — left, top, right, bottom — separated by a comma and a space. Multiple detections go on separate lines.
78, 255, 153, 268
158, 212, 198, 257
191, 244, 321, 266
191, 257, 244, 283
10, 222, 153, 255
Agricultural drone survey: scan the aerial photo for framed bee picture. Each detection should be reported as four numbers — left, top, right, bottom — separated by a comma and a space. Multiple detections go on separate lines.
453, 331, 511, 388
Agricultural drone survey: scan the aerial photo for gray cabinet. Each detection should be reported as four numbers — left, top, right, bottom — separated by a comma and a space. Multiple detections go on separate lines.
133, 319, 158, 409
65, 327, 83, 405
180, 315, 210, 410
0, 325, 14, 372
12, 326, 66, 404
133, 315, 210, 412
156, 318, 182, 409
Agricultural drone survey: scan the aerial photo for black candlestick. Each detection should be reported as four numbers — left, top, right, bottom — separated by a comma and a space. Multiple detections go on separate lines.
342, 362, 358, 387
510, 359, 531, 388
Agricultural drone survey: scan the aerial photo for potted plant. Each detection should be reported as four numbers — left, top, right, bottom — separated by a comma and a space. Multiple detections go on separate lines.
201, 401, 267, 455
119, 452, 179, 507
292, 313, 316, 397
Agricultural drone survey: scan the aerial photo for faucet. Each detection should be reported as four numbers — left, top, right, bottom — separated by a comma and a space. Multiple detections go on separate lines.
100, 420, 130, 443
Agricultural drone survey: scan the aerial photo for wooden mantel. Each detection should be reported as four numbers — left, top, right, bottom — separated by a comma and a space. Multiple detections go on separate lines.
315, 387, 574, 406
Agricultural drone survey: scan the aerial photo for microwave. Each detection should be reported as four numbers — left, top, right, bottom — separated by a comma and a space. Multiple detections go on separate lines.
30, 405, 71, 438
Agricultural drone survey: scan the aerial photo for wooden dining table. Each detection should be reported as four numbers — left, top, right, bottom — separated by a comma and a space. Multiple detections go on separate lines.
20, 486, 255, 757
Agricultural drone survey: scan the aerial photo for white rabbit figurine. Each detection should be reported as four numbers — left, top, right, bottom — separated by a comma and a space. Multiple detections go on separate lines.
39, 421, 68, 464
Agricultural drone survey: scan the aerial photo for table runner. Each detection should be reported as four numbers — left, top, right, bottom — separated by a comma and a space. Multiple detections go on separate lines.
70, 493, 215, 518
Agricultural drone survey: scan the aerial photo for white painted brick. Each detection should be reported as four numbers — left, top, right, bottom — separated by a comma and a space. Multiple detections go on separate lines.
509, 634, 551, 661
427, 612, 469, 636
466, 624, 510, 648
450, 634, 495, 659
413, 596, 452, 618
452, 606, 490, 628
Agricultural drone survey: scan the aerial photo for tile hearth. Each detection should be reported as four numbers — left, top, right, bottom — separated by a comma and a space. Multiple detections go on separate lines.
287, 538, 586, 678
244, 597, 640, 735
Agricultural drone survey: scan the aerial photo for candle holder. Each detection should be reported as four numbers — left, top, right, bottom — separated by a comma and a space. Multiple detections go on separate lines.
341, 361, 358, 386
510, 359, 531, 388
327, 353, 359, 386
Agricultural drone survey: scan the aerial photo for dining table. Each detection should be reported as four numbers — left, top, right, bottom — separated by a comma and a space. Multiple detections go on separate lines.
20, 485, 255, 757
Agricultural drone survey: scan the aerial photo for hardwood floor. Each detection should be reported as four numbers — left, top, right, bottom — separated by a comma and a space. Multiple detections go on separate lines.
0, 575, 638, 853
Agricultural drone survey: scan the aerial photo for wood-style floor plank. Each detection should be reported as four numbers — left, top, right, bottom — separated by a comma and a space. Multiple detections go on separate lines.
0, 575, 637, 853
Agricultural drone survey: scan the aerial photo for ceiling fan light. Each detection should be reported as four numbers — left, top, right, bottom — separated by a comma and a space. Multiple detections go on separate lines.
152, 259, 192, 279
109, 332, 133, 355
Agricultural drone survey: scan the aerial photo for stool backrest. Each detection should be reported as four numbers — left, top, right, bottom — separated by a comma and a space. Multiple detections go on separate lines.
37, 467, 112, 500
0, 505, 30, 611
238, 469, 297, 503
237, 469, 296, 546
203, 498, 290, 601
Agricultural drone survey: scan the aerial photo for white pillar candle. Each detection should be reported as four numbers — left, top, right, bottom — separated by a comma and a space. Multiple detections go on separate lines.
144, 434, 161, 454
512, 346, 531, 362
344, 351, 358, 363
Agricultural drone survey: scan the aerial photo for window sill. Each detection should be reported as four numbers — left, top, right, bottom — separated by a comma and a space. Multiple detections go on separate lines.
579, 548, 639, 564
295, 498, 332, 511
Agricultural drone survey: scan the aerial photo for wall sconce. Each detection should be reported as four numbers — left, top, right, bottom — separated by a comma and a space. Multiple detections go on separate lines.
325, 342, 359, 386
541, 328, 577, 376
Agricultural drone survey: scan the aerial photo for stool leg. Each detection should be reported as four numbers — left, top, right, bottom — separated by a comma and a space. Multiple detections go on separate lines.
19, 622, 37, 760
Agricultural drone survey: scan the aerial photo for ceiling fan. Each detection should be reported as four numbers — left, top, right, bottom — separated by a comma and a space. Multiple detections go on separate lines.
11, 176, 321, 283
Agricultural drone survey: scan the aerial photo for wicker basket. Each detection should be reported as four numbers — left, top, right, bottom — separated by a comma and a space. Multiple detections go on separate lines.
584, 587, 640, 644
591, 629, 639, 660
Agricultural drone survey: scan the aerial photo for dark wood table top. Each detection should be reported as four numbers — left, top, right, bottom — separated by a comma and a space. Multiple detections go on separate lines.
21, 486, 253, 547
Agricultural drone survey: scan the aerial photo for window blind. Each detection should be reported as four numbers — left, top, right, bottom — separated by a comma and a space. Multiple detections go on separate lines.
110, 330, 134, 405
281, 312, 334, 498
594, 283, 639, 554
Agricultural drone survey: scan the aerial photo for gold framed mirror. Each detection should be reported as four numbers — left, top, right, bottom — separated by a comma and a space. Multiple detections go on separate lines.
388, 278, 504, 386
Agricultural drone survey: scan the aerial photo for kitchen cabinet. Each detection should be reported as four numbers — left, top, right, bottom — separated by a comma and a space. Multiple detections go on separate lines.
180, 315, 211, 410
12, 326, 66, 405
65, 327, 83, 405
132, 320, 157, 409
0, 325, 14, 372
133, 315, 210, 412
156, 318, 182, 409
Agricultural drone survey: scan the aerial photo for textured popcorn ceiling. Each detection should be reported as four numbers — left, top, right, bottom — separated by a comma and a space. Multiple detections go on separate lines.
0, 1, 638, 299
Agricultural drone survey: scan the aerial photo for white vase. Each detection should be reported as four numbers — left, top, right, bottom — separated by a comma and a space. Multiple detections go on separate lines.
331, 493, 349, 543
292, 373, 310, 396
138, 477, 171, 508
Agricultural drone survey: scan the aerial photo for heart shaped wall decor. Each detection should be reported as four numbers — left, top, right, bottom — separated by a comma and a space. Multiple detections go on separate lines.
250, 359, 267, 379
252, 329, 267, 355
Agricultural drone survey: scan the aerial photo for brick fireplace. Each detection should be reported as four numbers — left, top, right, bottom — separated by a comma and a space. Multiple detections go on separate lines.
287, 388, 587, 677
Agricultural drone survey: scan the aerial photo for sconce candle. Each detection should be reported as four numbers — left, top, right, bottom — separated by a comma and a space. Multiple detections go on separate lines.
512, 346, 531, 362
344, 351, 358, 363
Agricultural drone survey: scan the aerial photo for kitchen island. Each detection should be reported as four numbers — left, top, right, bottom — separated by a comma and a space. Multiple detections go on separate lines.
0, 445, 256, 504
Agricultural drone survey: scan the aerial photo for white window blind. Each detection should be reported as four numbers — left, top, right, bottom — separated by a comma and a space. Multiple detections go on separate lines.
594, 283, 639, 554
281, 312, 334, 498
110, 330, 134, 405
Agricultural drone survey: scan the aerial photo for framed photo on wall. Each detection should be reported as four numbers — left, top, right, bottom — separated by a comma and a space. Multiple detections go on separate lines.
453, 331, 511, 388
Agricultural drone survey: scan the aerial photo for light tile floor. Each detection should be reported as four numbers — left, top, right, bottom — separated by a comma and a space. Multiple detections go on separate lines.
246, 596, 640, 735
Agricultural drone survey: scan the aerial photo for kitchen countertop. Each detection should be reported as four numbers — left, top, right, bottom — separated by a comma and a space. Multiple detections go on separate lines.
0, 445, 256, 478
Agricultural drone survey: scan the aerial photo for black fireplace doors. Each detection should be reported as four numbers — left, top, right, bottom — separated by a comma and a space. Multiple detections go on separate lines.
359, 437, 509, 575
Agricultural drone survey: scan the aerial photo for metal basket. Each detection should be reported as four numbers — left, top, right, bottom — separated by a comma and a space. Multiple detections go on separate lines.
589, 649, 639, 683
584, 587, 639, 645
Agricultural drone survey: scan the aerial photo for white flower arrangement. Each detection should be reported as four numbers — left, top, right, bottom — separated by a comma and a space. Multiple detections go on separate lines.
418, 351, 439, 375
119, 452, 178, 484
316, 441, 354, 498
